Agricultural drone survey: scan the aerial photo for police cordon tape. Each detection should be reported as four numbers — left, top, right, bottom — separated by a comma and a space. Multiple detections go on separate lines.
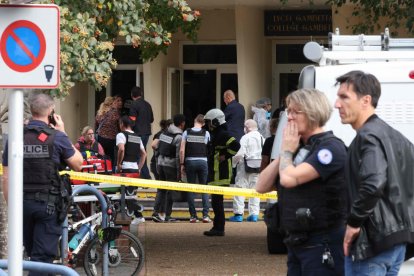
62, 171, 277, 200
0, 165, 277, 199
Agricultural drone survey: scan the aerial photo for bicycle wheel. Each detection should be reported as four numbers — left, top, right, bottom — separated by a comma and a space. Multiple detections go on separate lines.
83, 230, 144, 276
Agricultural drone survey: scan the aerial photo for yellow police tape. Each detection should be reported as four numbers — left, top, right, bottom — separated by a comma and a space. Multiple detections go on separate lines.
63, 171, 277, 200
0, 165, 277, 199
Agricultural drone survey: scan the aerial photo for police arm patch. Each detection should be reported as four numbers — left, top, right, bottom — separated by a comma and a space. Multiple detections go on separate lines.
317, 149, 333, 165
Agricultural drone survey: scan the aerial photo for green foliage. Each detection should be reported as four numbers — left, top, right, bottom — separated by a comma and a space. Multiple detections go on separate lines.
327, 0, 414, 35
40, 0, 201, 97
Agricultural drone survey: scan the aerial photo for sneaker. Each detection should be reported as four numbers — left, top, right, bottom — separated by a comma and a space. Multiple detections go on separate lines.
131, 217, 145, 225
246, 215, 258, 222
165, 216, 177, 222
203, 228, 225, 237
152, 214, 165, 223
229, 214, 243, 222
189, 217, 199, 223
202, 216, 212, 223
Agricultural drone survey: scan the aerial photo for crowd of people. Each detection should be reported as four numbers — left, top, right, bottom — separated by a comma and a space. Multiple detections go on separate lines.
2, 70, 414, 275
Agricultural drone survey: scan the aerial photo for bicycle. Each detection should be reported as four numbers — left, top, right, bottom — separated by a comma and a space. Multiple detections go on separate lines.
63, 185, 145, 275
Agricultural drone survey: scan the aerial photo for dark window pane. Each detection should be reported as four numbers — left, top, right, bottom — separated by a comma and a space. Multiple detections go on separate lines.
279, 73, 300, 102
183, 70, 217, 127
276, 44, 309, 64
113, 46, 143, 64
183, 45, 237, 64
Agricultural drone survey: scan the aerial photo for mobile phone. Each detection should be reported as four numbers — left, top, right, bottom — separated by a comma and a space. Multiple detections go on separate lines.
48, 110, 56, 126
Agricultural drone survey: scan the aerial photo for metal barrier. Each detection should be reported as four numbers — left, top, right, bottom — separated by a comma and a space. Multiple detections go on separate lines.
0, 260, 79, 276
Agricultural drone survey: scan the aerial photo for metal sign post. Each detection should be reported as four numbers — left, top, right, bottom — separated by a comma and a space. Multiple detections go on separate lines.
8, 89, 24, 276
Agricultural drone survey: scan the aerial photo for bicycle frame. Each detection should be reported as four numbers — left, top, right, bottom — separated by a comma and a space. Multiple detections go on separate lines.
68, 212, 101, 256
61, 185, 110, 276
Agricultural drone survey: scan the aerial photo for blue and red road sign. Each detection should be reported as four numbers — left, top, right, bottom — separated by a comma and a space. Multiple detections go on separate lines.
0, 4, 59, 88
0, 20, 46, 73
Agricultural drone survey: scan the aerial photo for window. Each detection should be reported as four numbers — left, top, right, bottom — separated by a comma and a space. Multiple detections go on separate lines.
113, 46, 143, 64
183, 45, 237, 64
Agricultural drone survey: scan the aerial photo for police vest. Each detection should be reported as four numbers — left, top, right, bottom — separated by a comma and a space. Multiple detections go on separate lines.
278, 132, 347, 233
158, 132, 178, 158
185, 128, 207, 158
78, 140, 99, 154
122, 131, 142, 162
23, 125, 61, 193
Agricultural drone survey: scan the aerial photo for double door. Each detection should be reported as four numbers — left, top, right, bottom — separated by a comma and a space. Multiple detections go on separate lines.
167, 67, 237, 127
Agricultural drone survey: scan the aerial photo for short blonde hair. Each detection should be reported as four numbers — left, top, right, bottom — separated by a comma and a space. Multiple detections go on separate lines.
194, 114, 205, 125
286, 88, 332, 129
81, 126, 94, 136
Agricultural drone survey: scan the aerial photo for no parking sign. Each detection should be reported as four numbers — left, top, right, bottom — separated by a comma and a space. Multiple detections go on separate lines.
0, 4, 59, 88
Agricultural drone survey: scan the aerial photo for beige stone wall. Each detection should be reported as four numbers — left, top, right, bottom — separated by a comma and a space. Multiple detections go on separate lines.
56, 82, 89, 144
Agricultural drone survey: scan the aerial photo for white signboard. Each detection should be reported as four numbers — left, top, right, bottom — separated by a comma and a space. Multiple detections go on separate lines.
0, 4, 59, 88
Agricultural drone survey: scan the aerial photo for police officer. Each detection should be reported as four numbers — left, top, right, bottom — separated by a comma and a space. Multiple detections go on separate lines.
179, 114, 211, 223
152, 114, 186, 222
256, 88, 347, 275
203, 109, 240, 236
116, 115, 147, 174
2, 93, 83, 275
116, 115, 147, 225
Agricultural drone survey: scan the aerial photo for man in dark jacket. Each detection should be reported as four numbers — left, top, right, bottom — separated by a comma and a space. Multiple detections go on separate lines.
129, 86, 154, 179
223, 90, 245, 142
335, 70, 414, 275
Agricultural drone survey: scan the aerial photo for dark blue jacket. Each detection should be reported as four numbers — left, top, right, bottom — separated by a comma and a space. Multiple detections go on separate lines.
223, 100, 245, 142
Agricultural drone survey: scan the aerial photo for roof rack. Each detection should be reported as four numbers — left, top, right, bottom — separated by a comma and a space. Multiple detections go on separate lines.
303, 28, 414, 66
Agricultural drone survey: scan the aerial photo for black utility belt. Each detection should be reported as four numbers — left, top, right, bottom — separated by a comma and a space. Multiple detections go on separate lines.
23, 192, 59, 203
287, 222, 344, 237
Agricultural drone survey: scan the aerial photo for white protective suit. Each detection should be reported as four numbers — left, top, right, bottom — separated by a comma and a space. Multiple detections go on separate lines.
232, 123, 264, 216
251, 106, 271, 139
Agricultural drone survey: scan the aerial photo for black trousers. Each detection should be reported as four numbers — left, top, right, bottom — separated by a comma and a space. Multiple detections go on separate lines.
23, 200, 61, 276
211, 194, 225, 231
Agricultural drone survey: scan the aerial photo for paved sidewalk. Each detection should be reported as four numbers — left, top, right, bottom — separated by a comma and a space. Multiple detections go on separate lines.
134, 220, 287, 275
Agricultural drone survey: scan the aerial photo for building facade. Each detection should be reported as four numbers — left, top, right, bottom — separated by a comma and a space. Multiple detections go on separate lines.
49, 0, 407, 158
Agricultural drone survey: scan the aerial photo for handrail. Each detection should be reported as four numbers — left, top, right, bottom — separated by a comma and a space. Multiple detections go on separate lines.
0, 260, 79, 276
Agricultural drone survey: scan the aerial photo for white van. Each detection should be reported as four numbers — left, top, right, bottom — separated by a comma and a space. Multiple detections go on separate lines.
300, 29, 414, 146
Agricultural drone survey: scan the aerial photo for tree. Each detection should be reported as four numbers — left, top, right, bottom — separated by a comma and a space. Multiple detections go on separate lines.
327, 0, 413, 35
0, 0, 200, 257
45, 0, 201, 97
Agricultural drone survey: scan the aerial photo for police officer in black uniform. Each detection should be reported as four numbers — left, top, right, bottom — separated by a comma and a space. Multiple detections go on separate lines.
2, 93, 83, 275
257, 88, 347, 275
152, 114, 186, 222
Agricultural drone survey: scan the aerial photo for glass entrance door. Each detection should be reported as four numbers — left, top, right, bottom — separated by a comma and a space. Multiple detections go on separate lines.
182, 69, 217, 127
94, 65, 142, 115
274, 64, 306, 106
168, 67, 237, 127
218, 68, 238, 109
273, 41, 313, 108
